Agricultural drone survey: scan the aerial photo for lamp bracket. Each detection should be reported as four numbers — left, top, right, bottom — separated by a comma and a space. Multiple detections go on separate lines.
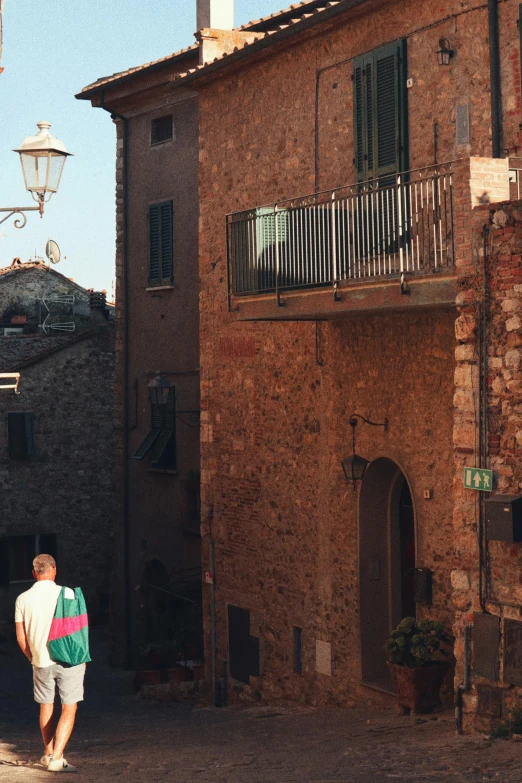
0, 206, 42, 228
349, 413, 388, 432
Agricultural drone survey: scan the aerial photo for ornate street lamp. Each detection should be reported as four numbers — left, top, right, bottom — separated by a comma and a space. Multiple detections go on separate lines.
341, 414, 388, 491
0, 121, 72, 229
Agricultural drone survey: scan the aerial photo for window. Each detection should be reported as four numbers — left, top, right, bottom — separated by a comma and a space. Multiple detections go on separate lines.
7, 412, 35, 459
0, 534, 57, 585
151, 115, 173, 145
132, 387, 177, 469
353, 40, 408, 184
149, 201, 174, 286
293, 626, 303, 674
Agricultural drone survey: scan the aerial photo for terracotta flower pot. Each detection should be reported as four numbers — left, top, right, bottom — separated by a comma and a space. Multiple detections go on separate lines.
387, 661, 450, 715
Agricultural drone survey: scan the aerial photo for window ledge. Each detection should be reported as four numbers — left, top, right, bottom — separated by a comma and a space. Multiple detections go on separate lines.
146, 285, 176, 292
147, 468, 179, 475
150, 139, 173, 149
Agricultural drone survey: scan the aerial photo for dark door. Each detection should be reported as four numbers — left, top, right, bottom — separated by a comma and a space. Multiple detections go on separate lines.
399, 479, 416, 619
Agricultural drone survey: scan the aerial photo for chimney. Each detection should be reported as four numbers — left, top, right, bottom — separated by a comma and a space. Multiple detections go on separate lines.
197, 0, 234, 31
196, 0, 257, 66
89, 290, 108, 325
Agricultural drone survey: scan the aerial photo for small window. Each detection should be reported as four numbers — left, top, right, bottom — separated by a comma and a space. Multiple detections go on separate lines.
0, 534, 57, 585
293, 626, 303, 673
149, 201, 174, 286
7, 412, 35, 460
132, 387, 177, 469
151, 115, 173, 145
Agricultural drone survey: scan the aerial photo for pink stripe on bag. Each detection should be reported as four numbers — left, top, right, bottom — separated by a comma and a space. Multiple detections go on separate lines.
48, 613, 88, 641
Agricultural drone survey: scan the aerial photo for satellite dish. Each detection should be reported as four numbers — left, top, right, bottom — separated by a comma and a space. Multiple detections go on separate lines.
45, 239, 61, 265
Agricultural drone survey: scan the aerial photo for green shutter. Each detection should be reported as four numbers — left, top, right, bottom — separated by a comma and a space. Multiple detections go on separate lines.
353, 39, 408, 183
148, 201, 173, 285
160, 202, 173, 281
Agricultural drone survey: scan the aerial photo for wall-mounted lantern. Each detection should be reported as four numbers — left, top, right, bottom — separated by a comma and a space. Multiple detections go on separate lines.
436, 38, 454, 66
147, 372, 171, 407
341, 414, 388, 491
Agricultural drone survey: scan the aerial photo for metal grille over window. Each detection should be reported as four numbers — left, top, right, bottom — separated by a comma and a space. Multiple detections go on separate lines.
7, 412, 35, 460
151, 115, 173, 145
149, 201, 174, 285
132, 387, 176, 469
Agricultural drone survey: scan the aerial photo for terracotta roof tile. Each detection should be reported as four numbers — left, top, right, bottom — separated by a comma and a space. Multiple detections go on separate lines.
78, 1, 344, 97
78, 44, 199, 96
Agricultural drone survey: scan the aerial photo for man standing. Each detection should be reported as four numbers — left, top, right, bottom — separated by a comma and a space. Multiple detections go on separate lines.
15, 553, 85, 773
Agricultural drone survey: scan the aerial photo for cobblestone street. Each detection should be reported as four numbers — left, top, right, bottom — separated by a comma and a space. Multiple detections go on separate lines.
1, 629, 521, 782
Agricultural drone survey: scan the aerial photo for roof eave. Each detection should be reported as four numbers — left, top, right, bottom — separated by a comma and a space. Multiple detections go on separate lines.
76, 46, 199, 101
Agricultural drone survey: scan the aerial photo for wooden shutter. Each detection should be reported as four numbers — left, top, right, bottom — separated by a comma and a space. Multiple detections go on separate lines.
150, 388, 176, 468
353, 40, 408, 183
149, 205, 161, 282
160, 202, 173, 282
149, 201, 173, 285
7, 412, 35, 460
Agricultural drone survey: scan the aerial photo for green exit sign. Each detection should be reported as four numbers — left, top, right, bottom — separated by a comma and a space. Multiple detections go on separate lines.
463, 467, 493, 492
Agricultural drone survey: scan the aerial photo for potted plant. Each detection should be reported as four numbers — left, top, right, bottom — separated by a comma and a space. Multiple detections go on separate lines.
385, 617, 450, 715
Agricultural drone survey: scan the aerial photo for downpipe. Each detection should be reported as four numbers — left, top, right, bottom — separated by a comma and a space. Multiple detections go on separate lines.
98, 91, 132, 668
455, 625, 471, 735
488, 0, 502, 158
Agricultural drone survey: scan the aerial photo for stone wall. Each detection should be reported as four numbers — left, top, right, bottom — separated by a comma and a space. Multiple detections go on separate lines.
0, 265, 91, 330
0, 327, 114, 629
200, 310, 455, 706
453, 199, 522, 731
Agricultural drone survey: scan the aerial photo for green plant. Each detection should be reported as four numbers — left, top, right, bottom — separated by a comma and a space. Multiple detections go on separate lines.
489, 702, 522, 740
384, 617, 449, 668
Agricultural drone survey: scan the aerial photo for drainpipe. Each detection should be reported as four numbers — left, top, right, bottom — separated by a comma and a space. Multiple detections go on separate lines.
98, 91, 132, 668
488, 0, 501, 158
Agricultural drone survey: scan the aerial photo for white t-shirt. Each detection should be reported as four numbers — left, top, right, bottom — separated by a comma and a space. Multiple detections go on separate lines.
15, 581, 74, 668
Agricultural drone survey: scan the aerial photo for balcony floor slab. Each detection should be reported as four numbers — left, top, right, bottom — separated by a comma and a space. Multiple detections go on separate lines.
231, 274, 458, 321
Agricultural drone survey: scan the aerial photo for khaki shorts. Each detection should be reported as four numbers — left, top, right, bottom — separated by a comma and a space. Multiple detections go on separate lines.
33, 663, 86, 704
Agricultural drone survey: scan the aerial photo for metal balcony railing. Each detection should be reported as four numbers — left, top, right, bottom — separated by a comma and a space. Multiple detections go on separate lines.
226, 162, 455, 301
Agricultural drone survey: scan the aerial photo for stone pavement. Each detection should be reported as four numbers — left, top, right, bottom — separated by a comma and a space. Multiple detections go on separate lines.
1, 628, 522, 782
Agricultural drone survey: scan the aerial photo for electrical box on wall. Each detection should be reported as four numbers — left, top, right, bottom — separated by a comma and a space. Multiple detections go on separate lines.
485, 495, 522, 543
413, 567, 432, 605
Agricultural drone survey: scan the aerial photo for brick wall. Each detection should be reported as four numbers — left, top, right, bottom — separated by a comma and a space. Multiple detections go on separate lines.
453, 199, 522, 731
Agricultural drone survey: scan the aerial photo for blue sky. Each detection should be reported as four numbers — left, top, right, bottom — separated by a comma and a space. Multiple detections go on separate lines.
0, 0, 288, 295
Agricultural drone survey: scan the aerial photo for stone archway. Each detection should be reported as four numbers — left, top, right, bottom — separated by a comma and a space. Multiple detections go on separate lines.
359, 458, 415, 685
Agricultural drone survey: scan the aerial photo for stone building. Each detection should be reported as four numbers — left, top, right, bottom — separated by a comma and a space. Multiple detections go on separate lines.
0, 259, 114, 631
77, 29, 204, 667
77, 0, 522, 730
159, 0, 522, 730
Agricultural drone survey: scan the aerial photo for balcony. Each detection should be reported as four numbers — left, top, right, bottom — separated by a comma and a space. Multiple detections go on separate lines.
226, 163, 460, 320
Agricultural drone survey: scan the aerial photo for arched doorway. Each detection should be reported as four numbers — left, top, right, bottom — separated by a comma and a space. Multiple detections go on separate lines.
359, 458, 416, 686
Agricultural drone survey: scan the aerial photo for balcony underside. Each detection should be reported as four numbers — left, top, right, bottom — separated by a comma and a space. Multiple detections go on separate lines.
231, 273, 458, 321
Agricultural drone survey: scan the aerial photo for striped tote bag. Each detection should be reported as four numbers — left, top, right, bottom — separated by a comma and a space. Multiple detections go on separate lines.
47, 586, 91, 666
